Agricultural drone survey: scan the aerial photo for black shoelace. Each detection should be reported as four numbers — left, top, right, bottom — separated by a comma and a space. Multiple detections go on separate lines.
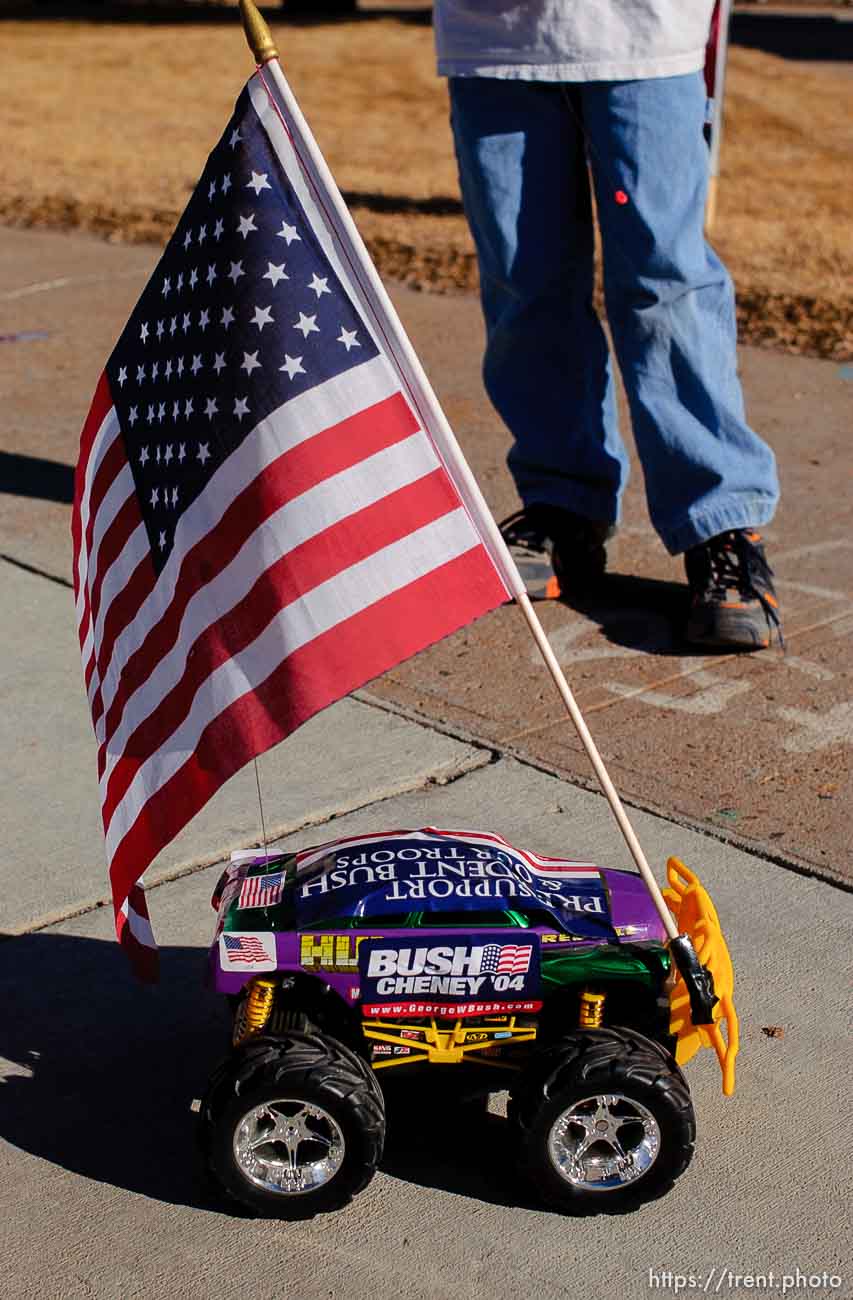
707, 532, 784, 646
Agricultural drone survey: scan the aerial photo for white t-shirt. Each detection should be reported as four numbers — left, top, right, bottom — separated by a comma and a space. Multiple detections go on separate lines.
434, 1, 716, 82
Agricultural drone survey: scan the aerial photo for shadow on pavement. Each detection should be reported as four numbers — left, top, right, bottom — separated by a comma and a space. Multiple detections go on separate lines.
730, 12, 853, 62
342, 190, 463, 218
553, 572, 703, 658
0, 930, 544, 1215
380, 1076, 540, 1211
0, 451, 74, 505
0, 931, 230, 1210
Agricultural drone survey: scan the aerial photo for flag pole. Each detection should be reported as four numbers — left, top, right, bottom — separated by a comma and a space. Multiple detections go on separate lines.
236, 0, 688, 955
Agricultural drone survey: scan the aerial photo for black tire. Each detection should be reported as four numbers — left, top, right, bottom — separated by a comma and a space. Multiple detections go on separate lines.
200, 1032, 385, 1217
509, 1027, 695, 1212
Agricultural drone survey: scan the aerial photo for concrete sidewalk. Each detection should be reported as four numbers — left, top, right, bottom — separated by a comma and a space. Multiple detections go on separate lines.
0, 226, 851, 1299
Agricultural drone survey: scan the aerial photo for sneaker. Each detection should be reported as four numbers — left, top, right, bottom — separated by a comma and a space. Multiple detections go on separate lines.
685, 528, 782, 649
499, 504, 610, 599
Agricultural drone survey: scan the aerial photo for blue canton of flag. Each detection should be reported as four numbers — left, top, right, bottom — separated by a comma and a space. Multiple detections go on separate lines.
105, 87, 378, 572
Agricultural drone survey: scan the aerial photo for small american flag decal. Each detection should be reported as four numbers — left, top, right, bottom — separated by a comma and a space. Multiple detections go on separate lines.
219, 931, 276, 970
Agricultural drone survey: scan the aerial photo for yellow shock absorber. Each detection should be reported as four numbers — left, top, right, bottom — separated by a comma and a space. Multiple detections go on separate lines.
579, 989, 606, 1029
233, 977, 276, 1046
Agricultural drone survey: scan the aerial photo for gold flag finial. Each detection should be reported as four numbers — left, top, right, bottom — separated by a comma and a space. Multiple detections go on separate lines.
239, 0, 278, 66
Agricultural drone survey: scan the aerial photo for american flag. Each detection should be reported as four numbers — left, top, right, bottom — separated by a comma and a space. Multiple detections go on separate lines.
222, 933, 273, 964
238, 870, 285, 911
73, 71, 513, 980
481, 944, 533, 976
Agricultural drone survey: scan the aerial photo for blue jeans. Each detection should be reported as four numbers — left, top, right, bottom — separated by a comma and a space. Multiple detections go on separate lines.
449, 73, 779, 554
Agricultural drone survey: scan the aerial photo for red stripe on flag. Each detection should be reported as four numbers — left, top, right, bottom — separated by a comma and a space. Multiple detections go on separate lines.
72, 372, 114, 594
101, 467, 463, 824
98, 390, 419, 753
93, 556, 157, 743
107, 545, 507, 916
87, 493, 145, 655
84, 494, 146, 704
115, 885, 159, 984
76, 435, 129, 653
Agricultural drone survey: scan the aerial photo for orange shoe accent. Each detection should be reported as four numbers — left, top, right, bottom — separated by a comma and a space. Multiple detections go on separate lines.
544, 574, 561, 599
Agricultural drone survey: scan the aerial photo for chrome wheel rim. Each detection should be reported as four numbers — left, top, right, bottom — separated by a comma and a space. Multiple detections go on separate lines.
547, 1092, 661, 1192
233, 1097, 345, 1195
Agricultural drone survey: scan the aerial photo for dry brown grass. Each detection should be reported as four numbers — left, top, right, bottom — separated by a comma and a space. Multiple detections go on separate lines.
2, 16, 851, 358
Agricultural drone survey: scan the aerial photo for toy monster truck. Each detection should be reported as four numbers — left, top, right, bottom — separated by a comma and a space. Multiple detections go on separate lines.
200, 827, 737, 1217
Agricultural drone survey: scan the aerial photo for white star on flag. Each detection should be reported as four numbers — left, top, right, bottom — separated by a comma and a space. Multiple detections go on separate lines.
308, 274, 330, 299
238, 213, 257, 238
241, 351, 261, 374
337, 327, 360, 351
263, 262, 288, 286
247, 171, 271, 195
279, 354, 305, 379
252, 305, 274, 331
294, 312, 319, 338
